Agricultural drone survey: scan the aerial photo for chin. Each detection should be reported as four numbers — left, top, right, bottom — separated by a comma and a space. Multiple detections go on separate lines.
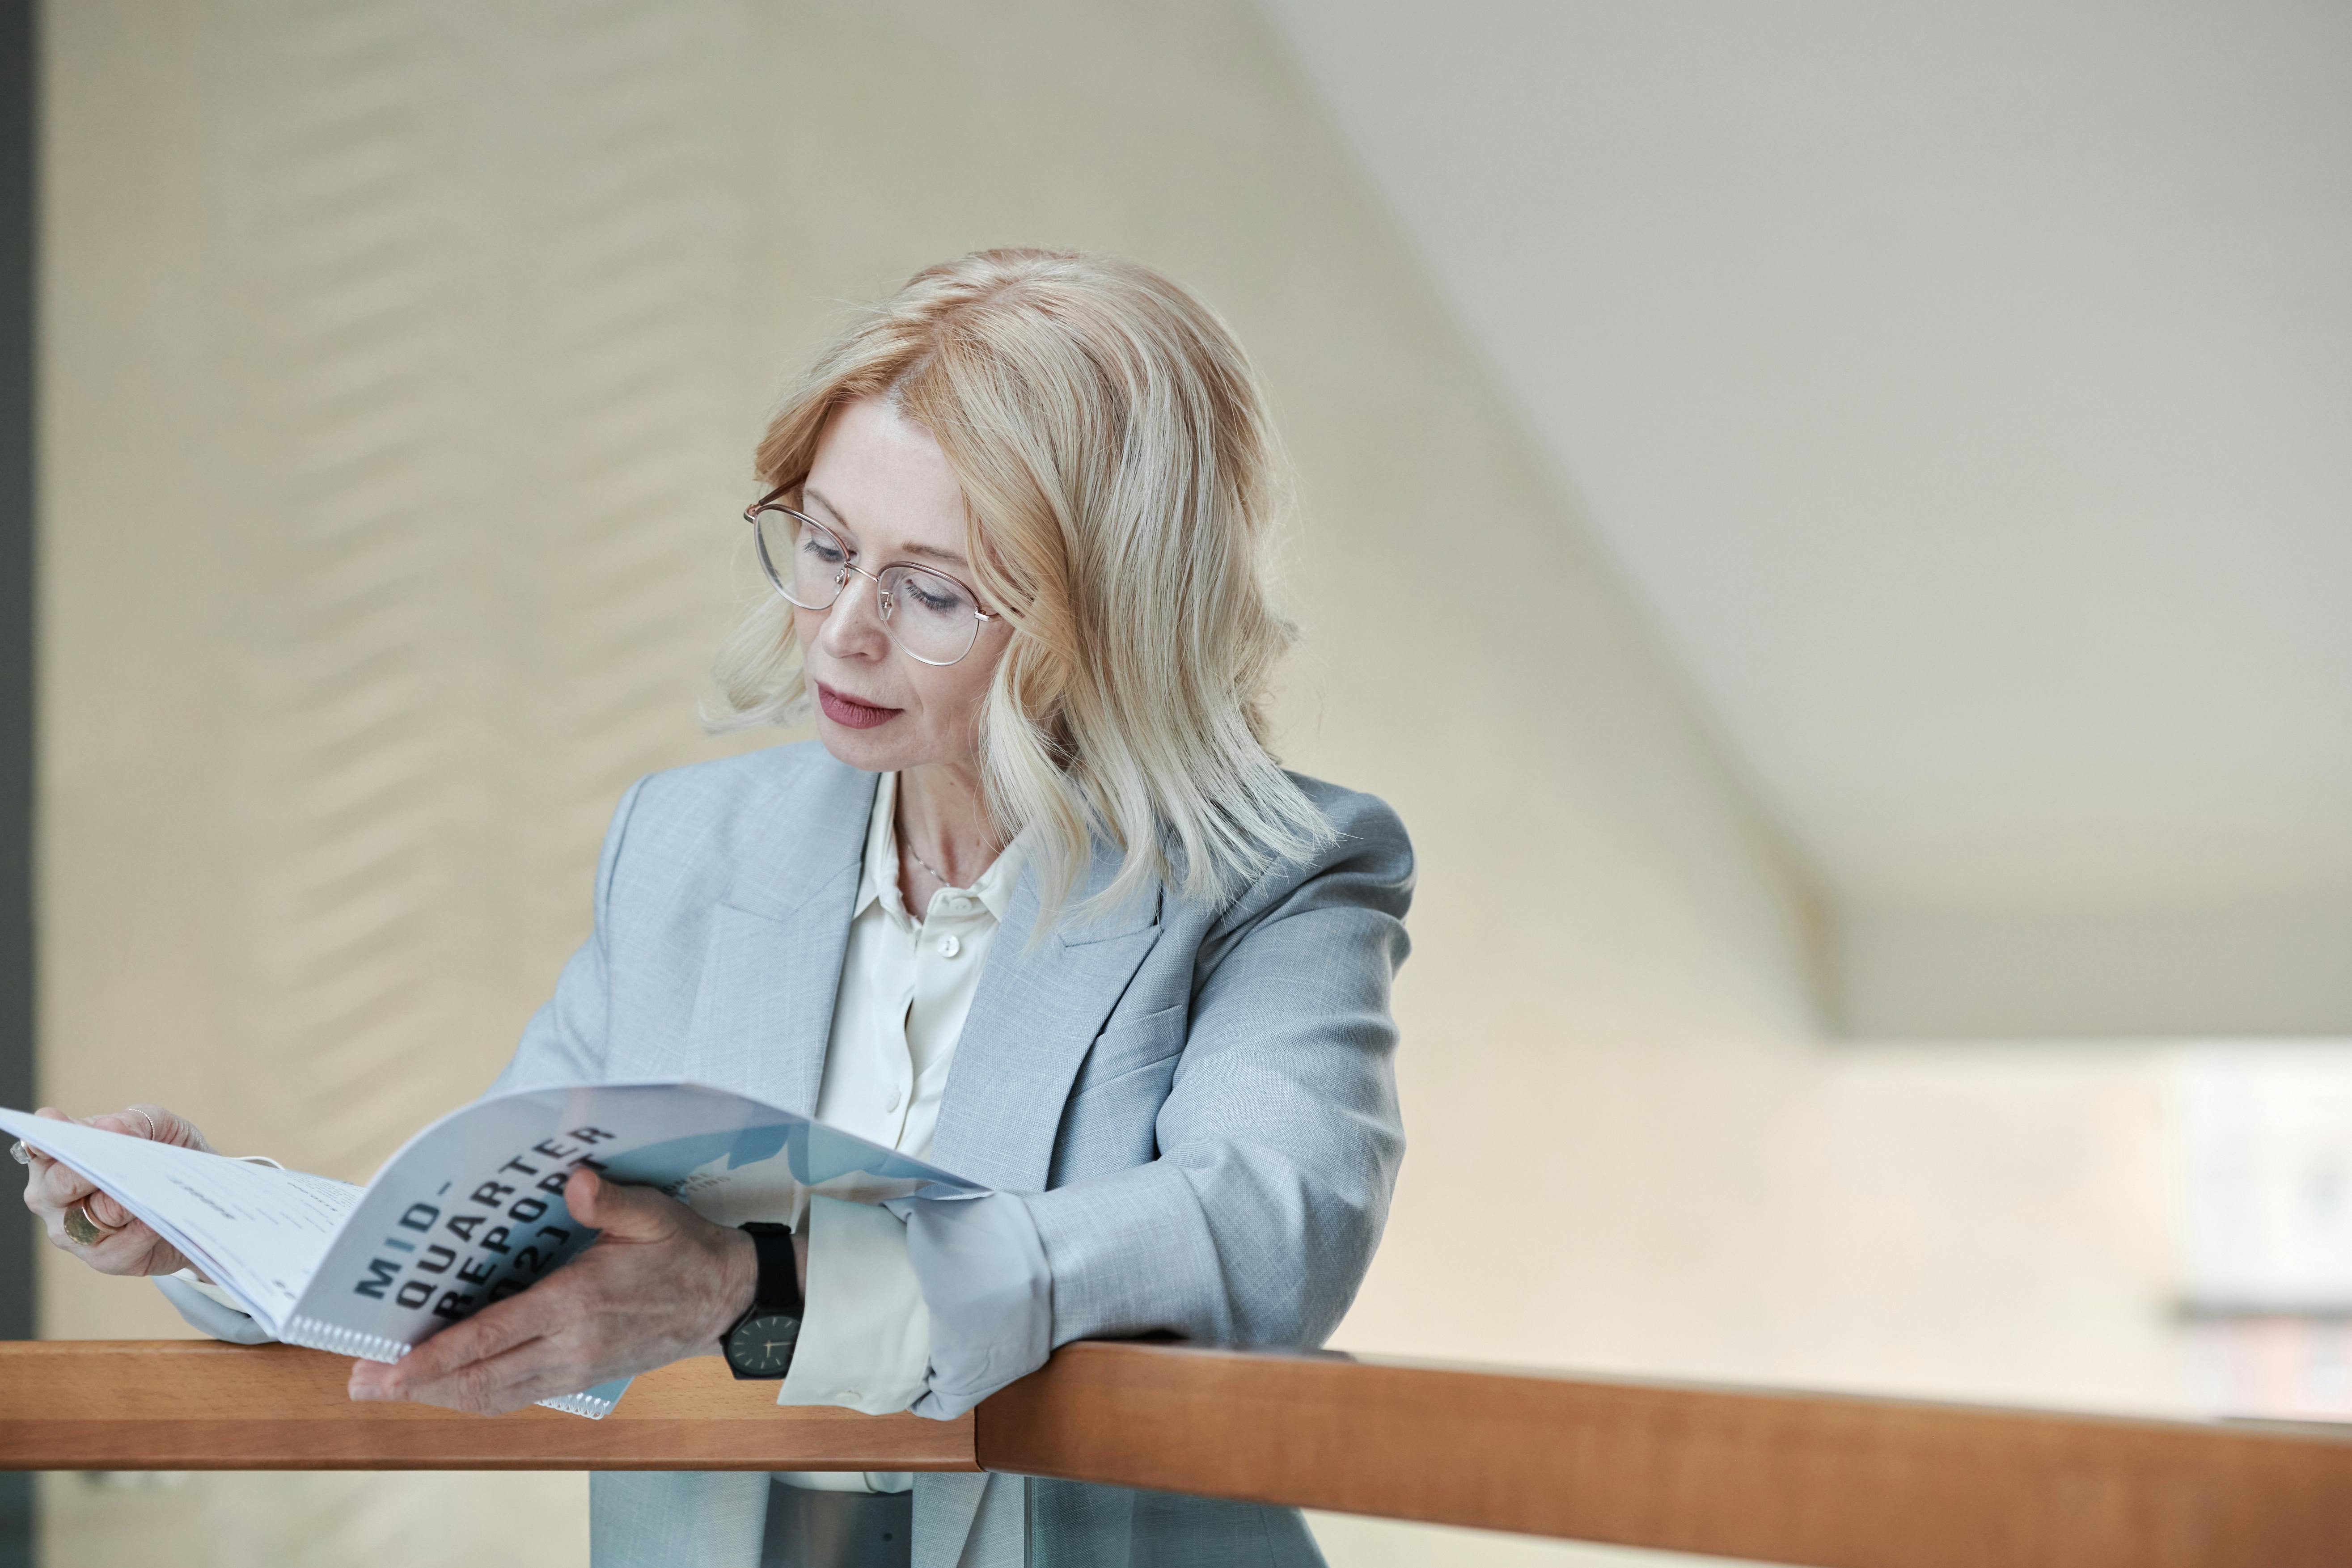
813, 718, 914, 773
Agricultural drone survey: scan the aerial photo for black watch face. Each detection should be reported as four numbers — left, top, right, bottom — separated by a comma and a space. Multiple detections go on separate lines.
726, 1310, 801, 1377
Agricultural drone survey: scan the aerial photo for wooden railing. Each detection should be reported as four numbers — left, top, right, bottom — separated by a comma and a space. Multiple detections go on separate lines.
0, 1340, 969, 1472
6, 1339, 2352, 1568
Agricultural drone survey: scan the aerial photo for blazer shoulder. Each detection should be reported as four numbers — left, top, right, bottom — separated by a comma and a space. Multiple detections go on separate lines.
1288, 771, 1412, 870
1163, 772, 1412, 983
1191, 773, 1415, 940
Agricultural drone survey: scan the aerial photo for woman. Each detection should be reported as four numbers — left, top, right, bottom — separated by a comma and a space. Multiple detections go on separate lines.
20, 249, 1413, 1568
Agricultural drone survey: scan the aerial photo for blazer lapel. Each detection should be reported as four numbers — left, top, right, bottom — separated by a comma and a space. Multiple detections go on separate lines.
929, 840, 1163, 1192
680, 759, 880, 1114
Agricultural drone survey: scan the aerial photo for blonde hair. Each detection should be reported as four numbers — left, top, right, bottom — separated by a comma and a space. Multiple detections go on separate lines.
709, 249, 1332, 923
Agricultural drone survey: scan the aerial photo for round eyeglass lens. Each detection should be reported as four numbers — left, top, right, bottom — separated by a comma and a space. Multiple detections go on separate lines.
877, 564, 982, 665
756, 509, 848, 610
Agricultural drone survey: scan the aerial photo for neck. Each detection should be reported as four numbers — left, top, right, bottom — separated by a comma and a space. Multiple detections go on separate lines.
895, 760, 1002, 888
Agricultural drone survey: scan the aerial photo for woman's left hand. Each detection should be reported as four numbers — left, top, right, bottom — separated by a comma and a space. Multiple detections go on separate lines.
347, 1167, 757, 1415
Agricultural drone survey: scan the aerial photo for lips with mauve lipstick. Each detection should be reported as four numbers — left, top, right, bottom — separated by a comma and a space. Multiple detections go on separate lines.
816, 681, 903, 730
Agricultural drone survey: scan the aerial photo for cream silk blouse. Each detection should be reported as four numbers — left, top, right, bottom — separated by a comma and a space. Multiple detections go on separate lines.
774, 770, 1025, 1492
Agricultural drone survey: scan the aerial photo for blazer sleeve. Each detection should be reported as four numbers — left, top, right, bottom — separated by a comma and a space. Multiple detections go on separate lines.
1021, 788, 1413, 1350
486, 774, 650, 1095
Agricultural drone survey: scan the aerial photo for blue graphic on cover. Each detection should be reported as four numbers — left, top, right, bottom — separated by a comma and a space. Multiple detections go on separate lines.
292, 1082, 983, 1416
0, 1083, 982, 1420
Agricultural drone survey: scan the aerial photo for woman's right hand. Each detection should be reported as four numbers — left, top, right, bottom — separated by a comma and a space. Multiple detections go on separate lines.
18, 1103, 214, 1277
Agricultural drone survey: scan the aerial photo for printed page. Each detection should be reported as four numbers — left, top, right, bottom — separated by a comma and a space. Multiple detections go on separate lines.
283, 1081, 984, 1412
0, 1107, 362, 1331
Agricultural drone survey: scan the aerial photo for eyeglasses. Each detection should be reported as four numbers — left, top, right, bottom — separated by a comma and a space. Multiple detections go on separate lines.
745, 490, 999, 667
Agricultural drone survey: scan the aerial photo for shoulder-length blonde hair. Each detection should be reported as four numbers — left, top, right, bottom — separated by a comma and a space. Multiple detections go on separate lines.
708, 249, 1332, 923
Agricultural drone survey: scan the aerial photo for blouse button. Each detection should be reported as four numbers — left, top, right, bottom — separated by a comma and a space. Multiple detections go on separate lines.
938, 934, 961, 958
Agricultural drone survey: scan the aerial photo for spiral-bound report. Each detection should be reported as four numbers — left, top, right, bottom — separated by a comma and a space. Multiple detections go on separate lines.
2, 1084, 981, 1418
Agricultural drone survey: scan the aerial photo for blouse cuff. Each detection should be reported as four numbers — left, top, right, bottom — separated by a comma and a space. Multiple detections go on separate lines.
154, 1270, 275, 1345
896, 1192, 1053, 1420
777, 1195, 932, 1416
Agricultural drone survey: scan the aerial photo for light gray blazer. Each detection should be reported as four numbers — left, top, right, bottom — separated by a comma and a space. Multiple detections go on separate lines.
491, 741, 1413, 1568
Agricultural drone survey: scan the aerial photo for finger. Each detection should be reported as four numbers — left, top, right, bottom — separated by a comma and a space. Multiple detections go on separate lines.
106, 1103, 211, 1152
31, 1157, 96, 1213
88, 1110, 177, 1151
36, 1205, 156, 1269
150, 1103, 211, 1152
372, 1283, 565, 1393
18, 1153, 52, 1215
76, 1220, 175, 1276
19, 1112, 95, 1208
22, 1111, 80, 1194
20, 1116, 59, 1169
356, 1324, 564, 1412
84, 1188, 135, 1230
347, 1358, 400, 1397
367, 1335, 569, 1420
39, 1198, 142, 1260
563, 1167, 680, 1242
361, 1332, 589, 1416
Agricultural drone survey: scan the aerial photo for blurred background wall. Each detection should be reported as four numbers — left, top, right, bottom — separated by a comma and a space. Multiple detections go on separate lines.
1, 4, 34, 1566
27, 2, 2351, 1566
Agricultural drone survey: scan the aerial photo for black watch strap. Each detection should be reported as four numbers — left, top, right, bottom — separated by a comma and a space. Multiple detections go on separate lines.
721, 1221, 804, 1381
740, 1221, 804, 1315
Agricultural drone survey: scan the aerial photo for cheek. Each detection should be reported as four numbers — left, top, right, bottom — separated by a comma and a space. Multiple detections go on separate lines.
922, 667, 991, 727
905, 661, 992, 740
952, 641, 1011, 718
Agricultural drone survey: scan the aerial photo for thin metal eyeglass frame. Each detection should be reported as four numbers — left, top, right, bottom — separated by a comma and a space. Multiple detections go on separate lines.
745, 489, 998, 668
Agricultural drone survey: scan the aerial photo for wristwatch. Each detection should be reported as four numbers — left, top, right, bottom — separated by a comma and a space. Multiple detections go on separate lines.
720, 1221, 804, 1380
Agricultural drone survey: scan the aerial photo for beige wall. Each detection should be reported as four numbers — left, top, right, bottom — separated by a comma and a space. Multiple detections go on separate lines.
38, 4, 2187, 1566
1261, 0, 2352, 1044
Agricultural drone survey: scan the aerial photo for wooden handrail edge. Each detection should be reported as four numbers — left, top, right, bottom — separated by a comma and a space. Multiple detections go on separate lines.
976, 1341, 2352, 1568
0, 1340, 974, 1473
7, 1339, 2352, 1568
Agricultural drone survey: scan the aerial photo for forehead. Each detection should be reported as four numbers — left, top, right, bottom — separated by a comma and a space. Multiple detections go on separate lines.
802, 397, 969, 562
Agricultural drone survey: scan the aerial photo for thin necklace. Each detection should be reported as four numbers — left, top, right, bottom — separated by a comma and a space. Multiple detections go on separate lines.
901, 832, 952, 887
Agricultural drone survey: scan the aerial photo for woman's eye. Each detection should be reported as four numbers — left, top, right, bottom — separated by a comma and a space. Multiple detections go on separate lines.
800, 531, 844, 564
903, 577, 966, 615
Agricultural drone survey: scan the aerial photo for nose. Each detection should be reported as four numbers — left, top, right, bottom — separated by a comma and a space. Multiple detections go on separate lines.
813, 567, 891, 661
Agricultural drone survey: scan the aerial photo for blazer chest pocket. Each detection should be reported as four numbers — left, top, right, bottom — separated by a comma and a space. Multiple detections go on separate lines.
1070, 1002, 1189, 1098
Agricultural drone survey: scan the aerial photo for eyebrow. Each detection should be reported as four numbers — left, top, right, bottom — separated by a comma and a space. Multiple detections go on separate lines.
802, 486, 970, 568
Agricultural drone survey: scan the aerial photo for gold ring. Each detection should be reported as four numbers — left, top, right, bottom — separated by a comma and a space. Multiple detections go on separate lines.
63, 1203, 115, 1246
